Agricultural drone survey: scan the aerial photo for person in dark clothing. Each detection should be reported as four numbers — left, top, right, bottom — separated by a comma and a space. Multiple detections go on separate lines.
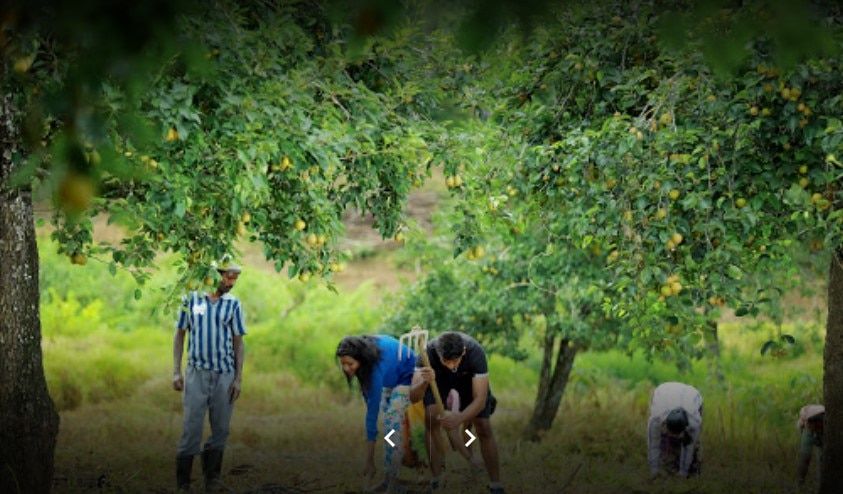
409, 331, 504, 494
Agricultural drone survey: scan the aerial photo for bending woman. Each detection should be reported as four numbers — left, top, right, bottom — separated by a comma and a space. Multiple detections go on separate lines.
337, 335, 416, 493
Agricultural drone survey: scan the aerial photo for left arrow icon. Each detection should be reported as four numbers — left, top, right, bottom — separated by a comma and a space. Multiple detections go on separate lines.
384, 429, 397, 447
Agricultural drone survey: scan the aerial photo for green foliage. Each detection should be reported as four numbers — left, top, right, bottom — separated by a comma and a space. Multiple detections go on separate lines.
42, 293, 168, 410
246, 284, 383, 386
440, 0, 843, 360
40, 230, 823, 418
7, 1, 471, 304
656, 0, 838, 75
38, 234, 385, 407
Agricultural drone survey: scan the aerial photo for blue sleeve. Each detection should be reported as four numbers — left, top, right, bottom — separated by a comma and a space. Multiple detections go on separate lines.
377, 335, 415, 384
232, 301, 247, 335
364, 369, 384, 442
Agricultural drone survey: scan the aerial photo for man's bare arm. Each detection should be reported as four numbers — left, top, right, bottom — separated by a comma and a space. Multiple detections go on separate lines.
172, 329, 186, 391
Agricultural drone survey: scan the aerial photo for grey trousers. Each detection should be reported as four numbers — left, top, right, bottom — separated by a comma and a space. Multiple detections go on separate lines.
177, 366, 236, 456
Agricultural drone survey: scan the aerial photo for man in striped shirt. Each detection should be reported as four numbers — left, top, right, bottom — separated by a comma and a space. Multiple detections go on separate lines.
173, 264, 247, 492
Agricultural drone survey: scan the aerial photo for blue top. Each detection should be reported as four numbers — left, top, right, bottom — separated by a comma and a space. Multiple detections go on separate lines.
176, 292, 247, 373
363, 335, 416, 441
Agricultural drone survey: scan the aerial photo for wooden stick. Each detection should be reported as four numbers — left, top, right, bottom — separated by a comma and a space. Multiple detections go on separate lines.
417, 340, 445, 414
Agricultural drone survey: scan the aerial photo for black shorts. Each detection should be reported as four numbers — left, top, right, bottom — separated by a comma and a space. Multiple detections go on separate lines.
423, 381, 497, 418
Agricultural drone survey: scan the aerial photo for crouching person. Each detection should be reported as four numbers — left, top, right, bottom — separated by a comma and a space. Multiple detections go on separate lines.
796, 404, 824, 487
410, 331, 505, 494
647, 382, 702, 479
336, 335, 416, 493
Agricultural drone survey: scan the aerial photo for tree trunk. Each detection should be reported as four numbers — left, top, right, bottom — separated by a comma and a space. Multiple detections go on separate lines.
820, 249, 843, 494
523, 333, 577, 441
704, 319, 724, 383
0, 93, 60, 493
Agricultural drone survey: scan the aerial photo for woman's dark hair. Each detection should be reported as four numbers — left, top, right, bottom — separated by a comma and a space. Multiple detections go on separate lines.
436, 332, 465, 360
336, 335, 381, 397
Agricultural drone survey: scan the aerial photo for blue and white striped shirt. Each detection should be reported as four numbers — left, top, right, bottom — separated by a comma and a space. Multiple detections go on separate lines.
176, 292, 247, 373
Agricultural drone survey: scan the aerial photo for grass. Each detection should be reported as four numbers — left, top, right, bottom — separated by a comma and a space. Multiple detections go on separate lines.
37, 235, 824, 493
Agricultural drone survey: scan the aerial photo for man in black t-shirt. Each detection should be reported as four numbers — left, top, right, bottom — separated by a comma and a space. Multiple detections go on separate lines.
409, 331, 504, 494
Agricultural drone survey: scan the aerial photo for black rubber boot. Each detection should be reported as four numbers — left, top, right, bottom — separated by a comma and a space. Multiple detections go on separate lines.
176, 455, 193, 491
201, 448, 224, 492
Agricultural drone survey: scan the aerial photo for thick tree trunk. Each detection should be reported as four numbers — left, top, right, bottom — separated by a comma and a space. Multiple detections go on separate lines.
820, 249, 843, 493
523, 333, 577, 441
0, 93, 59, 493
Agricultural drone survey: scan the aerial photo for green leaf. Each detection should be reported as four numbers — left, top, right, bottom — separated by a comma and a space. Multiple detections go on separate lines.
727, 265, 743, 280
784, 184, 809, 206
134, 288, 142, 300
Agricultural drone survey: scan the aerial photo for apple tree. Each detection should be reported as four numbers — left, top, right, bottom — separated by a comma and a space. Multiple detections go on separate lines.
462, 2, 842, 490
1, 1, 461, 490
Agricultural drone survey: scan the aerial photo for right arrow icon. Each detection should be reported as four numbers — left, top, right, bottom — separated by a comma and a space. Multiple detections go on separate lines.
464, 429, 476, 447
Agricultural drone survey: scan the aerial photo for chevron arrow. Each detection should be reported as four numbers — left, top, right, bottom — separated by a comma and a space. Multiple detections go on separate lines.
384, 429, 396, 448
464, 429, 476, 447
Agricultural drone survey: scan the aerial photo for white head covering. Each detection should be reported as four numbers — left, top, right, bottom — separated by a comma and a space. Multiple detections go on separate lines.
797, 404, 824, 430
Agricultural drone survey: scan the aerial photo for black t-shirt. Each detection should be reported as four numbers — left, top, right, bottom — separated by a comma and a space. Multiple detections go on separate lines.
419, 332, 488, 383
